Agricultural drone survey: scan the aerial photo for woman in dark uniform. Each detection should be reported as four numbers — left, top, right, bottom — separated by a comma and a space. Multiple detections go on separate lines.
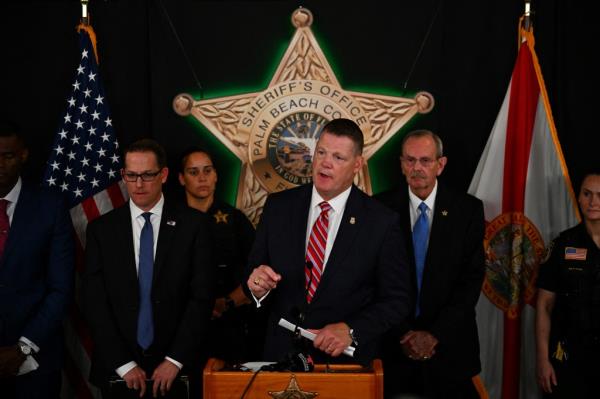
179, 147, 263, 362
536, 170, 600, 397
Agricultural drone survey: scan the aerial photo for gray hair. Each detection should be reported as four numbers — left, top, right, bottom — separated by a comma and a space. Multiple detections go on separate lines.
401, 129, 444, 158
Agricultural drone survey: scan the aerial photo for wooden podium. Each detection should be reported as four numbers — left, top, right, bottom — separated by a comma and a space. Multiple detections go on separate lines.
203, 358, 383, 399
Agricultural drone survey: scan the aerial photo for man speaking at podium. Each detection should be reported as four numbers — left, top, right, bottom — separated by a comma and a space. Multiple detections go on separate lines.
245, 118, 410, 364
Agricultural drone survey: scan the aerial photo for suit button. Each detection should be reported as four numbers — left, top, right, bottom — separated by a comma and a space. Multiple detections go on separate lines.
154, 300, 161, 305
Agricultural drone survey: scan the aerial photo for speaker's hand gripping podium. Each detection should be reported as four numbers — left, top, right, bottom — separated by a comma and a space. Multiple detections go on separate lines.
203, 358, 384, 399
278, 318, 356, 358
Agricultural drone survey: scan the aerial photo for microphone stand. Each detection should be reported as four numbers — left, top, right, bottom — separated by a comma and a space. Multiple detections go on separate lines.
271, 261, 315, 372
293, 261, 314, 353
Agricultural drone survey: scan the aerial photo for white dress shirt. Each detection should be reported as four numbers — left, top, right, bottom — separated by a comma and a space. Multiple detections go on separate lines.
2, 176, 22, 224
305, 185, 352, 270
129, 196, 163, 272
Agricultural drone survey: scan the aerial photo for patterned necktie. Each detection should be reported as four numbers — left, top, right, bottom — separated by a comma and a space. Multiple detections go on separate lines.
305, 201, 332, 303
137, 212, 155, 349
412, 202, 429, 316
0, 199, 9, 261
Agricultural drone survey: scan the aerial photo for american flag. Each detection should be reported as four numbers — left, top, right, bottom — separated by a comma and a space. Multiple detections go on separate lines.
564, 246, 587, 261
42, 24, 127, 399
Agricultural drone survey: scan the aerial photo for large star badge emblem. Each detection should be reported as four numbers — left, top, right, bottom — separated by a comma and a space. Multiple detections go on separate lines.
174, 8, 433, 225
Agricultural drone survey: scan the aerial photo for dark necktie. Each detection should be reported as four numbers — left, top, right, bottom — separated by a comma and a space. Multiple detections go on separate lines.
137, 212, 154, 349
412, 202, 429, 315
305, 201, 332, 303
0, 199, 10, 261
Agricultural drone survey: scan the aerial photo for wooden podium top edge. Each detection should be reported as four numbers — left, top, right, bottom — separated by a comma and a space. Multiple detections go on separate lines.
204, 358, 383, 374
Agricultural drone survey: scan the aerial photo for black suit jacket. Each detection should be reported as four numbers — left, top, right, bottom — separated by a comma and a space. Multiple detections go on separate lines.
245, 184, 410, 364
0, 182, 74, 374
82, 199, 213, 385
377, 182, 485, 385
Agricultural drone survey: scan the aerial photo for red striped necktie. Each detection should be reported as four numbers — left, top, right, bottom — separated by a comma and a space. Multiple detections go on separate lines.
305, 201, 332, 303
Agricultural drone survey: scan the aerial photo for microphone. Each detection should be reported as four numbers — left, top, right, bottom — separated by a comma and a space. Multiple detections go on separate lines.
261, 351, 314, 372
274, 261, 315, 371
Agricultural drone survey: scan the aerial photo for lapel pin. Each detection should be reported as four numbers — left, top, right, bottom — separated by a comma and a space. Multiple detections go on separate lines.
441, 210, 448, 216
349, 216, 356, 225
166, 220, 176, 226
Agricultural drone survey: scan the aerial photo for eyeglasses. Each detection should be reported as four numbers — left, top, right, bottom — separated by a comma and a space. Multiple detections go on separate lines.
400, 156, 438, 167
184, 165, 215, 176
121, 170, 162, 182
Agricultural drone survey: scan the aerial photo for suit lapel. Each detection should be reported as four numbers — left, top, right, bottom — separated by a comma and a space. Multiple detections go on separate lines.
153, 202, 178, 282
294, 186, 312, 265
2, 183, 34, 266
394, 187, 418, 313
116, 204, 139, 289
396, 187, 414, 260
288, 186, 312, 303
422, 184, 452, 294
312, 186, 363, 302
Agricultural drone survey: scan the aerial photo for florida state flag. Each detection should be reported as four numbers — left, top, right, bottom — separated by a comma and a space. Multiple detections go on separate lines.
468, 27, 579, 399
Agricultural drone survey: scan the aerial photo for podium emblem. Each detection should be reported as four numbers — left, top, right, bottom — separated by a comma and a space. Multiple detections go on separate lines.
268, 374, 318, 399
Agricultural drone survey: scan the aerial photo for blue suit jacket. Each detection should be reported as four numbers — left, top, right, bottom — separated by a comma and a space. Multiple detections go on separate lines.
0, 181, 74, 373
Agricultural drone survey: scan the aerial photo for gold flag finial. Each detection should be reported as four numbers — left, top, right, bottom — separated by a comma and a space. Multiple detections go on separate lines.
81, 0, 89, 26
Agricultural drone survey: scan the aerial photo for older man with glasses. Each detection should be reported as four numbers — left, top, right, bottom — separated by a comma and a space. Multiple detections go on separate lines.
376, 130, 486, 399
82, 138, 214, 398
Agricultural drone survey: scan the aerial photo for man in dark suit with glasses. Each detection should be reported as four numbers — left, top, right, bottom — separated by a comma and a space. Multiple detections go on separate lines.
83, 139, 213, 398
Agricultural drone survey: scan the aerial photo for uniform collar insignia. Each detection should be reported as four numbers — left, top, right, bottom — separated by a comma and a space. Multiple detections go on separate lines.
214, 210, 229, 224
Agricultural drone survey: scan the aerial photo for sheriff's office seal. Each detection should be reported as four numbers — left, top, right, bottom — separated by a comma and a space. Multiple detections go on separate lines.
240, 80, 371, 192
483, 212, 545, 318
173, 8, 433, 225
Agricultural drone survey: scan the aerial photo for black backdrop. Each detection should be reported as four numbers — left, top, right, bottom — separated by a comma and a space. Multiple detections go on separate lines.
1, 0, 596, 203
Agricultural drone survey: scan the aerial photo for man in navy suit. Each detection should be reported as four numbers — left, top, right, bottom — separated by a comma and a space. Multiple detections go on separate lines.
377, 130, 485, 398
245, 118, 410, 364
83, 139, 213, 398
0, 122, 74, 398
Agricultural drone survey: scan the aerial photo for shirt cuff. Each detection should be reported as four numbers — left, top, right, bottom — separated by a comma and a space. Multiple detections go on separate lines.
165, 357, 183, 369
252, 290, 270, 308
19, 336, 40, 353
116, 361, 138, 378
